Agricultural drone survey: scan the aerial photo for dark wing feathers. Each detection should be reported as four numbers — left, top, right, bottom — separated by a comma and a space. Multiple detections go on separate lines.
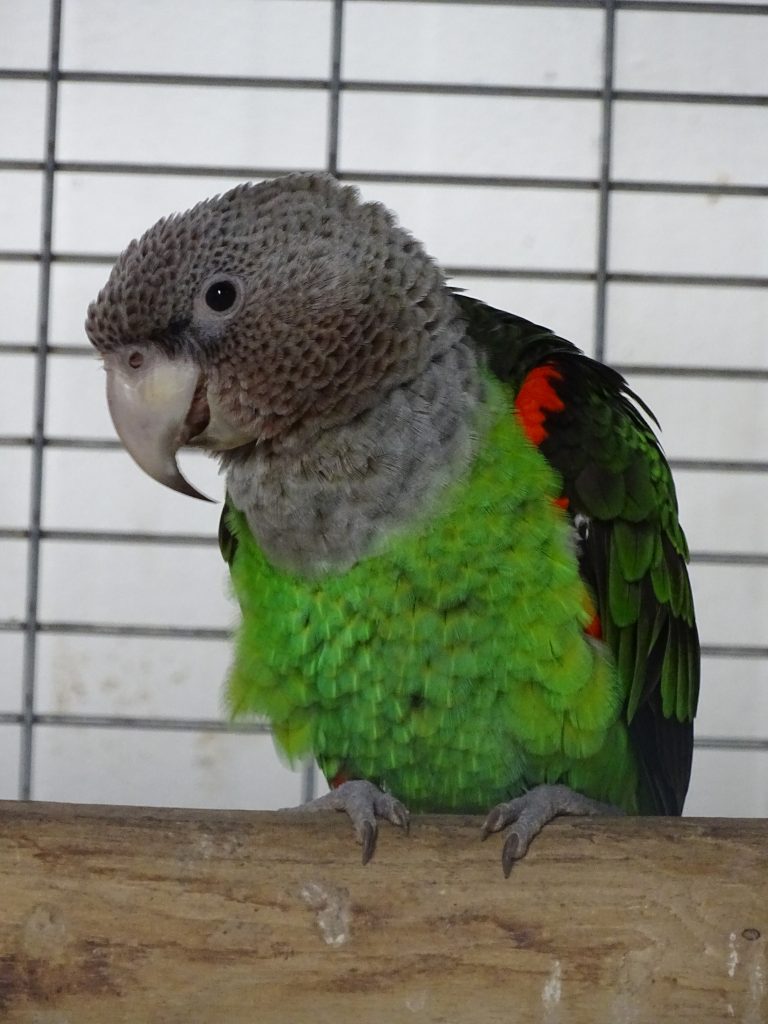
456, 292, 700, 815
218, 496, 238, 567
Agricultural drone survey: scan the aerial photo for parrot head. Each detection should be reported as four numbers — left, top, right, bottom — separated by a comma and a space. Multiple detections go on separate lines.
85, 173, 451, 499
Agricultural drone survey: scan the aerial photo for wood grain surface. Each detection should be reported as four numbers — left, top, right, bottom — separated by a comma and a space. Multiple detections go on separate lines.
0, 801, 765, 1023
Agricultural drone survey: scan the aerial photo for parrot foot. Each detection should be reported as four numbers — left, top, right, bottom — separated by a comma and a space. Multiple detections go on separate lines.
481, 784, 623, 877
289, 780, 410, 865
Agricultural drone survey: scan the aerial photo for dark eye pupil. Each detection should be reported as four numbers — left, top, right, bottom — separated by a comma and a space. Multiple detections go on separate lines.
205, 280, 236, 312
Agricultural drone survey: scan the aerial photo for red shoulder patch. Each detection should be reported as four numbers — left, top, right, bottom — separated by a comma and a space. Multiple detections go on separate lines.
585, 613, 603, 640
516, 365, 598, 642
514, 364, 564, 446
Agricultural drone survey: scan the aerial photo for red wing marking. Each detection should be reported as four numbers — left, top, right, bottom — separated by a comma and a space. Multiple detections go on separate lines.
585, 613, 603, 640
515, 365, 597, 638
514, 364, 565, 446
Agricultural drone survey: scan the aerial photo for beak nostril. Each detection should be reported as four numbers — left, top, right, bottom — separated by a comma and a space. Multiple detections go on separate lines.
128, 350, 144, 369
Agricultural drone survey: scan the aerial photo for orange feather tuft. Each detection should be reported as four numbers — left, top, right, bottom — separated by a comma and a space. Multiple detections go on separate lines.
514, 364, 565, 445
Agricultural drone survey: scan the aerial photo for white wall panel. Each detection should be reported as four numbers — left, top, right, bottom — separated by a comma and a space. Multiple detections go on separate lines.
676, 471, 768, 557
607, 284, 768, 370
696, 658, 768, 740
341, 93, 600, 178
0, 354, 35, 436
61, 0, 332, 78
0, 635, 23, 714
0, 448, 32, 529
690, 564, 768, 649
686, 749, 768, 818
616, 11, 768, 95
613, 103, 768, 187
0, 81, 47, 161
610, 194, 768, 278
35, 633, 231, 720
0, 0, 51, 69
0, 726, 20, 799
0, 540, 27, 621
0, 263, 39, 345
57, 83, 328, 170
344, 3, 604, 88
39, 540, 233, 630
0, 171, 43, 252
42, 448, 224, 533
33, 726, 303, 809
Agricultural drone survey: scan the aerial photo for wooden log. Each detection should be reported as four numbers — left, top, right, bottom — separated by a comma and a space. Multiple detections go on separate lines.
0, 801, 765, 1023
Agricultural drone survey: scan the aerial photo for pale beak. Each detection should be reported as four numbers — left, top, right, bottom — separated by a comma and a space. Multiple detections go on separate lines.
104, 348, 213, 501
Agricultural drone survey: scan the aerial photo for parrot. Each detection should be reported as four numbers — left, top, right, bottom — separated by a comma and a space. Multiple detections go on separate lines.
85, 172, 699, 875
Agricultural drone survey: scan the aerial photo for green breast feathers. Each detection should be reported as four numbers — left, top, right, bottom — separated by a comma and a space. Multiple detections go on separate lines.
225, 379, 636, 814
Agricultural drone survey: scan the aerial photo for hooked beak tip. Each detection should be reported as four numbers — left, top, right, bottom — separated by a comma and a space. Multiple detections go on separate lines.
104, 351, 216, 502
158, 463, 215, 503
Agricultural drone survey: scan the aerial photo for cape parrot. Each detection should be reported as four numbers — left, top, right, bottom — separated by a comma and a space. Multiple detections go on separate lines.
85, 173, 699, 874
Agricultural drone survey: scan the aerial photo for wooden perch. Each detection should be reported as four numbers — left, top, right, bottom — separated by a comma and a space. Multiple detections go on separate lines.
0, 802, 765, 1023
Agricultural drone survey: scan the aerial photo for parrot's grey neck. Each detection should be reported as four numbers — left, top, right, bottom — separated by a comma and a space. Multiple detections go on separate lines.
224, 337, 484, 577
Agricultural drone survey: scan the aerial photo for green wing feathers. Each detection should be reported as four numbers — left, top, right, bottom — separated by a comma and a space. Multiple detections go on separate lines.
457, 293, 700, 814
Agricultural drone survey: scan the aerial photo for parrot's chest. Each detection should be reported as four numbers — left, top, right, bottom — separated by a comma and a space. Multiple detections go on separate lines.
226, 391, 620, 812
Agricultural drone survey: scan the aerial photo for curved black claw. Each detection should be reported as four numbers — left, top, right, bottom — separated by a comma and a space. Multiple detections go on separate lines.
501, 832, 522, 879
361, 820, 377, 866
288, 779, 410, 865
481, 784, 623, 877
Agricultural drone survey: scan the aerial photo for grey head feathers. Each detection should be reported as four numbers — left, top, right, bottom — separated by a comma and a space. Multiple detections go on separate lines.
85, 173, 485, 574
86, 173, 470, 449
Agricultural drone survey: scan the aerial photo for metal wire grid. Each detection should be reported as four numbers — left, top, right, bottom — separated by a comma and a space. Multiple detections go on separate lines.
1, 0, 767, 805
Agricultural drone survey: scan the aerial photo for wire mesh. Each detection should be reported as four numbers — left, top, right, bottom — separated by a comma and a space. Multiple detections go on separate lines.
0, 0, 766, 811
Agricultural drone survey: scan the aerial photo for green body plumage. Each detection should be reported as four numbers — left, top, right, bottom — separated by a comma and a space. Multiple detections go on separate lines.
226, 377, 641, 813
85, 173, 698, 824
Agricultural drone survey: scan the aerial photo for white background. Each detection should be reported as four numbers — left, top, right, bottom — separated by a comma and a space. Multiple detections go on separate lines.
1, 0, 766, 816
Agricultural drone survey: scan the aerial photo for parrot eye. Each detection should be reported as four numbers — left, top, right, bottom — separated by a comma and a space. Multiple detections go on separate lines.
128, 350, 144, 369
205, 280, 237, 313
